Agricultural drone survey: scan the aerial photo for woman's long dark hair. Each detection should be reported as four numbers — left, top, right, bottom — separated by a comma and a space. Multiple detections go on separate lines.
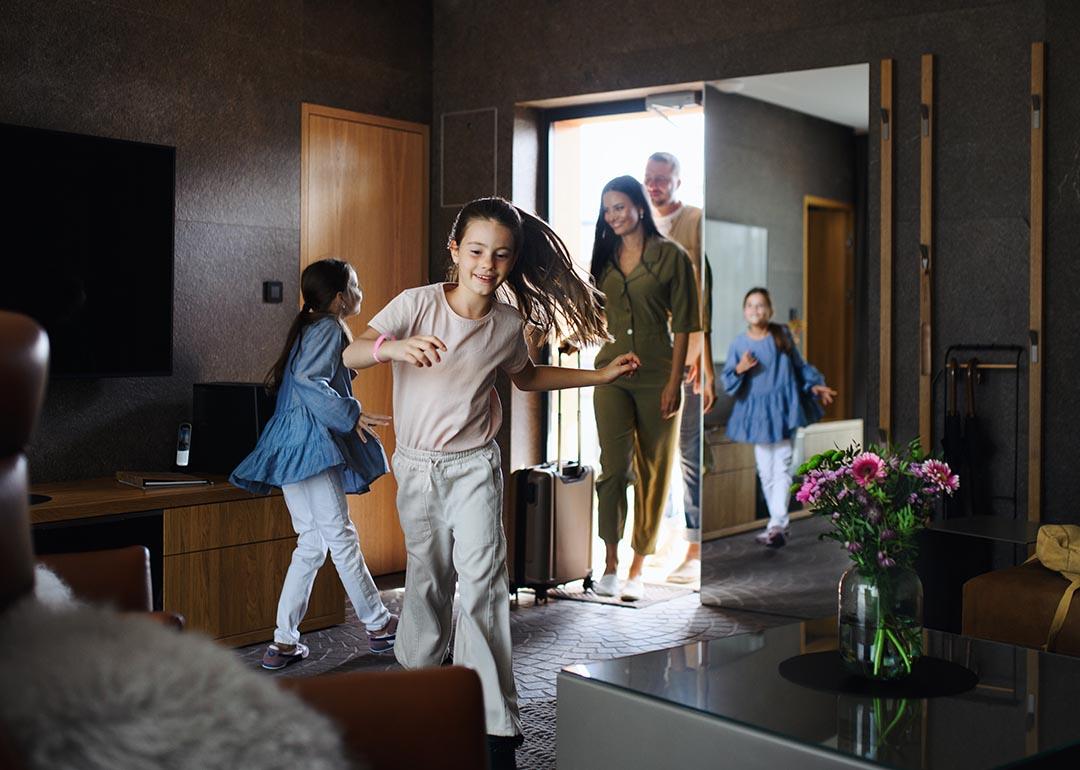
446, 197, 610, 347
589, 175, 661, 283
265, 258, 353, 392
743, 287, 791, 353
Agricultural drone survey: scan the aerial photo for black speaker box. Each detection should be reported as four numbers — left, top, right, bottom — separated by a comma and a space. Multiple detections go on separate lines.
190, 382, 276, 475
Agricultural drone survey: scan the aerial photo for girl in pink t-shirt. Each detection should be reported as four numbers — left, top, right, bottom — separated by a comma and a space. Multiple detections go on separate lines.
343, 197, 638, 764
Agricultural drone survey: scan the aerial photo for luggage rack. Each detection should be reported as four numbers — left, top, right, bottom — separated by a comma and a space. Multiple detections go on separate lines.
931, 344, 1024, 520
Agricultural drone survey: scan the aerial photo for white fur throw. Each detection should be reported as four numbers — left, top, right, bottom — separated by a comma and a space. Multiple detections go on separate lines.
0, 567, 356, 770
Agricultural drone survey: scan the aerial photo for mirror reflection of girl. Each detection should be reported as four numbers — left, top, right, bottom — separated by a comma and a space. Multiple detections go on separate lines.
342, 197, 639, 766
722, 288, 836, 548
590, 175, 700, 601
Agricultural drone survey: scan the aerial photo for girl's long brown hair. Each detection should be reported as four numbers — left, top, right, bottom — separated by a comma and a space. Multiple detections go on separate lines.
743, 287, 791, 353
265, 258, 353, 392
447, 197, 610, 347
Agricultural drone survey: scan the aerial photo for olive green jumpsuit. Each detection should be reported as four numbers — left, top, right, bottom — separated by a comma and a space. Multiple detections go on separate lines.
593, 237, 700, 555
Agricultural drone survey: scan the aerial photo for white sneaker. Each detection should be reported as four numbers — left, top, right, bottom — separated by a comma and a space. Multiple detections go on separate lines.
755, 526, 790, 546
621, 577, 645, 602
593, 573, 620, 597
666, 559, 700, 585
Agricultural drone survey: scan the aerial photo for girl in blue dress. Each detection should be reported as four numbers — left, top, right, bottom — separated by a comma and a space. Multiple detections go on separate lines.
231, 258, 397, 669
722, 287, 836, 548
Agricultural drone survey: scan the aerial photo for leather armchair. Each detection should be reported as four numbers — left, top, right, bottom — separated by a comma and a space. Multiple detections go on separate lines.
0, 311, 488, 770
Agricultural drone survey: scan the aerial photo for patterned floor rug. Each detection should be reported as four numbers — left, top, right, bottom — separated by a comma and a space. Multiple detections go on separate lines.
700, 515, 851, 618
542, 580, 695, 609
517, 699, 557, 770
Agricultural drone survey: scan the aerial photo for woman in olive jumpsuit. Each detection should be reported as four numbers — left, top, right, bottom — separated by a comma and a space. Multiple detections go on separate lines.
589, 175, 700, 601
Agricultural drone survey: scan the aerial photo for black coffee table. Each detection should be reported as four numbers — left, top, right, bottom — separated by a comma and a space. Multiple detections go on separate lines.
557, 618, 1080, 769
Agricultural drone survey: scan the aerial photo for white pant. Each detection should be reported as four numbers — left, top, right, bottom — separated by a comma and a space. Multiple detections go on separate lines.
754, 440, 794, 531
276, 468, 390, 645
392, 442, 520, 738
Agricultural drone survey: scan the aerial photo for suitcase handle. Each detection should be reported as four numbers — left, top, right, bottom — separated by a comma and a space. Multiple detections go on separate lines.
555, 345, 583, 471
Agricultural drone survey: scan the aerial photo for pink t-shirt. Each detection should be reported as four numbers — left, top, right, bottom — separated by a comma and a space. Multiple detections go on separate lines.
368, 283, 531, 452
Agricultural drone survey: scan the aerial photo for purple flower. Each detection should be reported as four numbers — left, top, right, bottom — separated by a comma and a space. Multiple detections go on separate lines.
866, 509, 882, 525
880, 529, 897, 541
846, 542, 863, 553
851, 452, 887, 488
831, 512, 841, 521
877, 551, 896, 568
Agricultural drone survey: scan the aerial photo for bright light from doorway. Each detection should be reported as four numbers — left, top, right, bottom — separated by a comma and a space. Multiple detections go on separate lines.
546, 107, 704, 585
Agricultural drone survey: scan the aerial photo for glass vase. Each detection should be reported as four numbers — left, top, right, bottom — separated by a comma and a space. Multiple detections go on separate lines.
838, 565, 923, 680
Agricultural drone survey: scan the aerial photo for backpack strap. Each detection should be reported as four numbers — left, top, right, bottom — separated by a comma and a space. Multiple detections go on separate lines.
1046, 574, 1080, 652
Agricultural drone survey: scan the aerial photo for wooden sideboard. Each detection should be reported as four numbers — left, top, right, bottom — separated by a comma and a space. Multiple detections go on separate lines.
701, 429, 758, 539
30, 477, 344, 647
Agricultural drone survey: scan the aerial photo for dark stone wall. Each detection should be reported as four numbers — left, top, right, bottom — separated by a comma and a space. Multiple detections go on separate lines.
1, 0, 432, 481
704, 87, 857, 326
432, 0, 1080, 521
703, 86, 858, 429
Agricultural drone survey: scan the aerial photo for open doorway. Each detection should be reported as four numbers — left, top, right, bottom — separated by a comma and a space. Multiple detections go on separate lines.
546, 103, 704, 585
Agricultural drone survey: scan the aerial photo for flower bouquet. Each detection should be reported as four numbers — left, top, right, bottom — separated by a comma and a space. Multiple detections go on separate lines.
794, 440, 958, 679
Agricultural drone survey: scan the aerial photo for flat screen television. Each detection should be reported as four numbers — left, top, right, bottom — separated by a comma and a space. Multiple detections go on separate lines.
0, 122, 175, 378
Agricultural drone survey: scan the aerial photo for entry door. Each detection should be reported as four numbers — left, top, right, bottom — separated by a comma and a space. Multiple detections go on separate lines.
804, 198, 854, 422
301, 104, 429, 575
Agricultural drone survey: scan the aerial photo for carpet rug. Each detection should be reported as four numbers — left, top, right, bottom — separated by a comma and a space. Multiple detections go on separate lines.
543, 580, 694, 609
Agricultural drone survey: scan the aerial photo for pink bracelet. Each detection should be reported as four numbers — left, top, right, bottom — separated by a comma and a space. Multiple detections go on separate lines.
372, 333, 395, 363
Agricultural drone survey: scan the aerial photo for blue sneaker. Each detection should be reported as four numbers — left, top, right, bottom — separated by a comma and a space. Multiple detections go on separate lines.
368, 614, 398, 655
261, 642, 309, 670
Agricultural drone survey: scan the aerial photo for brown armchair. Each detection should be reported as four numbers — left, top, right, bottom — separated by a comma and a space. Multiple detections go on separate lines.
0, 310, 488, 770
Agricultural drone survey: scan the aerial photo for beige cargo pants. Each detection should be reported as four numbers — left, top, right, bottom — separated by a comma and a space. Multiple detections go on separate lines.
392, 441, 521, 738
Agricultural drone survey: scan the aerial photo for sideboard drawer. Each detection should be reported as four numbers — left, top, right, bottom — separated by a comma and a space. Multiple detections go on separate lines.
164, 496, 294, 555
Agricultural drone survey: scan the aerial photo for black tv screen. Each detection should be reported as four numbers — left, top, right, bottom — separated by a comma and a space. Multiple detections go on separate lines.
0, 122, 175, 378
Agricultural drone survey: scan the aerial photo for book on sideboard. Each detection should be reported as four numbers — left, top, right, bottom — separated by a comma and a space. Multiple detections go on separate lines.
115, 471, 213, 489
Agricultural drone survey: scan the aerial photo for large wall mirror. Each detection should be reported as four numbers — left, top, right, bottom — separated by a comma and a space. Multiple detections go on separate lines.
699, 64, 871, 618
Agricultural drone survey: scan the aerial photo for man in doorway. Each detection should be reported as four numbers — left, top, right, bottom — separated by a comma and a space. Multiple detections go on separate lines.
644, 151, 716, 584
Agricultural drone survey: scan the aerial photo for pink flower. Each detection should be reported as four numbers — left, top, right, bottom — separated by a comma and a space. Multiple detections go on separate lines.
796, 477, 819, 504
919, 459, 959, 494
850, 452, 887, 488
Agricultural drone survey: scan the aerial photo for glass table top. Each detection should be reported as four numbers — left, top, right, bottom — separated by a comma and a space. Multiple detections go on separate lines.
561, 619, 1080, 768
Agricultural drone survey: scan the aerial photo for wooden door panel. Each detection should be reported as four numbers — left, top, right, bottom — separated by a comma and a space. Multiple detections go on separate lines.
806, 205, 854, 421
301, 105, 428, 576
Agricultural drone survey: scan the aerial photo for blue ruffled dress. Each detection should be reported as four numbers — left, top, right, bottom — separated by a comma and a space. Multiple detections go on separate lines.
721, 328, 825, 445
230, 317, 388, 496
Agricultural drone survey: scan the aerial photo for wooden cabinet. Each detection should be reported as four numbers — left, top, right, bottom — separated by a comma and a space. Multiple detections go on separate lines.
701, 430, 758, 539
30, 477, 345, 647
162, 496, 344, 647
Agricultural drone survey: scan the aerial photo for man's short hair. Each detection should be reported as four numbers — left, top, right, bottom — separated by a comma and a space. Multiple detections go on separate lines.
647, 151, 681, 177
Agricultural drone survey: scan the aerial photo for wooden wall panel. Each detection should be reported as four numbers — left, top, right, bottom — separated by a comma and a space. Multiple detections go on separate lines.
879, 58, 894, 443
919, 54, 935, 451
1029, 42, 1045, 522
